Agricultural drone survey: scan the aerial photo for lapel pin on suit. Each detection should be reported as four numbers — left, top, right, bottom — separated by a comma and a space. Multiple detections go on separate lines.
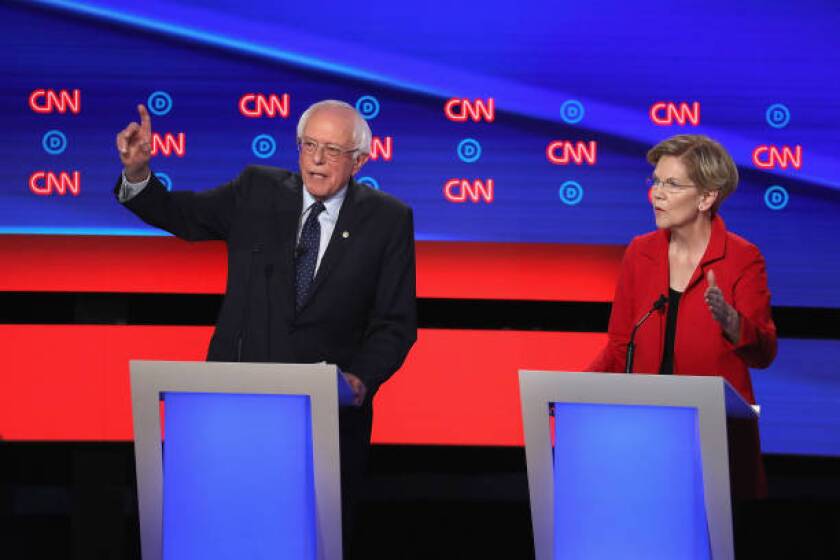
342, 231, 350, 239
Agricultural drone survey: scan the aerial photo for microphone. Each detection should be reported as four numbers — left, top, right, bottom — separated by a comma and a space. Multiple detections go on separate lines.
625, 294, 668, 374
294, 244, 307, 259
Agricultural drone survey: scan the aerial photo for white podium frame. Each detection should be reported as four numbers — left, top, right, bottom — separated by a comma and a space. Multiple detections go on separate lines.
519, 371, 757, 560
130, 360, 344, 560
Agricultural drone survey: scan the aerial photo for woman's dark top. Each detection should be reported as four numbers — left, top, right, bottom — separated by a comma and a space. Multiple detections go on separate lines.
659, 288, 683, 375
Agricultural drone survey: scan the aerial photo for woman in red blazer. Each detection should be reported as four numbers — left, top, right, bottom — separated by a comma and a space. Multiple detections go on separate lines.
588, 134, 778, 497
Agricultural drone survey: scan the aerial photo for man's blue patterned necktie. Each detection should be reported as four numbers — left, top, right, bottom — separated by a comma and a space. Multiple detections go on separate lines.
295, 201, 326, 310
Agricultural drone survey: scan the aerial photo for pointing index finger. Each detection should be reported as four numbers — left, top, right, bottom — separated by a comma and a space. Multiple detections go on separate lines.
137, 104, 152, 136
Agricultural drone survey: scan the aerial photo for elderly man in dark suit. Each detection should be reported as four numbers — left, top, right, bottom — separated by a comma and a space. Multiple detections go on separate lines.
115, 99, 417, 552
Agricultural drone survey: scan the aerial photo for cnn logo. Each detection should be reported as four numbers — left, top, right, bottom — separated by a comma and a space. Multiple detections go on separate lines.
151, 133, 186, 157
546, 141, 597, 165
369, 136, 393, 161
444, 98, 495, 123
29, 171, 81, 196
649, 102, 700, 126
239, 93, 290, 118
29, 89, 81, 114
752, 145, 802, 170
443, 179, 494, 203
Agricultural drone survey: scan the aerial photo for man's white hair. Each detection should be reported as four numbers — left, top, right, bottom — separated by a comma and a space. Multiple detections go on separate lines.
296, 99, 372, 156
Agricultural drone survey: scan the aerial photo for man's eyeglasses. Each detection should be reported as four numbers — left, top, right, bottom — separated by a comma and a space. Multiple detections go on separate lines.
645, 176, 696, 194
297, 137, 358, 162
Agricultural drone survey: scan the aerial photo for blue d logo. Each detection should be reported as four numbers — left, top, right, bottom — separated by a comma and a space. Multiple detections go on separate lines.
559, 180, 584, 205
457, 138, 482, 163
42, 130, 68, 155
560, 100, 585, 125
764, 185, 789, 210
357, 176, 380, 190
251, 134, 277, 159
355, 95, 380, 120
765, 103, 790, 129
147, 91, 173, 116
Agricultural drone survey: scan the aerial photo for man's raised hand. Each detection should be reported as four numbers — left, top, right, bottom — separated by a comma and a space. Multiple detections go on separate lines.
116, 104, 152, 182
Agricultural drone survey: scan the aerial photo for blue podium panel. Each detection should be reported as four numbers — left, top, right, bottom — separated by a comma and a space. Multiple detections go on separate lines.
552, 403, 710, 560
162, 392, 316, 560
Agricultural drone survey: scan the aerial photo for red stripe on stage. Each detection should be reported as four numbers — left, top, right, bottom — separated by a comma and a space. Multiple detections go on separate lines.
0, 235, 624, 301
0, 235, 228, 294
371, 329, 607, 446
416, 241, 623, 302
0, 325, 606, 444
0, 325, 213, 441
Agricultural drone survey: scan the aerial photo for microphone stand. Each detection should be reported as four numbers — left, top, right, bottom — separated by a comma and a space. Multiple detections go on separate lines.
625, 294, 668, 374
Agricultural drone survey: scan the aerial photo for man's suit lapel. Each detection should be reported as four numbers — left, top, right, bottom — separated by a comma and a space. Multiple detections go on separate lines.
299, 179, 364, 312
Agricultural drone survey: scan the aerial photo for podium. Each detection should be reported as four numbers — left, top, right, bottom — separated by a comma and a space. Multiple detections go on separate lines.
130, 360, 354, 560
519, 371, 758, 560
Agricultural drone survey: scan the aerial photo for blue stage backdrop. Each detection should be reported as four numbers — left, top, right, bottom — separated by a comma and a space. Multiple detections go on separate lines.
2, 1, 839, 455
3, 0, 839, 307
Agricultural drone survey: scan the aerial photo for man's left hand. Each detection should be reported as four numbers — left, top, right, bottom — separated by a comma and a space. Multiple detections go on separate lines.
342, 372, 367, 406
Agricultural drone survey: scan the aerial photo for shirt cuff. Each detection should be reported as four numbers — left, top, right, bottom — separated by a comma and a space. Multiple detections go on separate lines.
118, 170, 152, 202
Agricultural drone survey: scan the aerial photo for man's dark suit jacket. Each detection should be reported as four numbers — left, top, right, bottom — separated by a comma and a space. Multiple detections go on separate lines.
116, 165, 417, 445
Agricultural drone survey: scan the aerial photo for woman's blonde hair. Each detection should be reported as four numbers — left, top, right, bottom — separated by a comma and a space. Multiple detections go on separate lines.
647, 134, 738, 214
